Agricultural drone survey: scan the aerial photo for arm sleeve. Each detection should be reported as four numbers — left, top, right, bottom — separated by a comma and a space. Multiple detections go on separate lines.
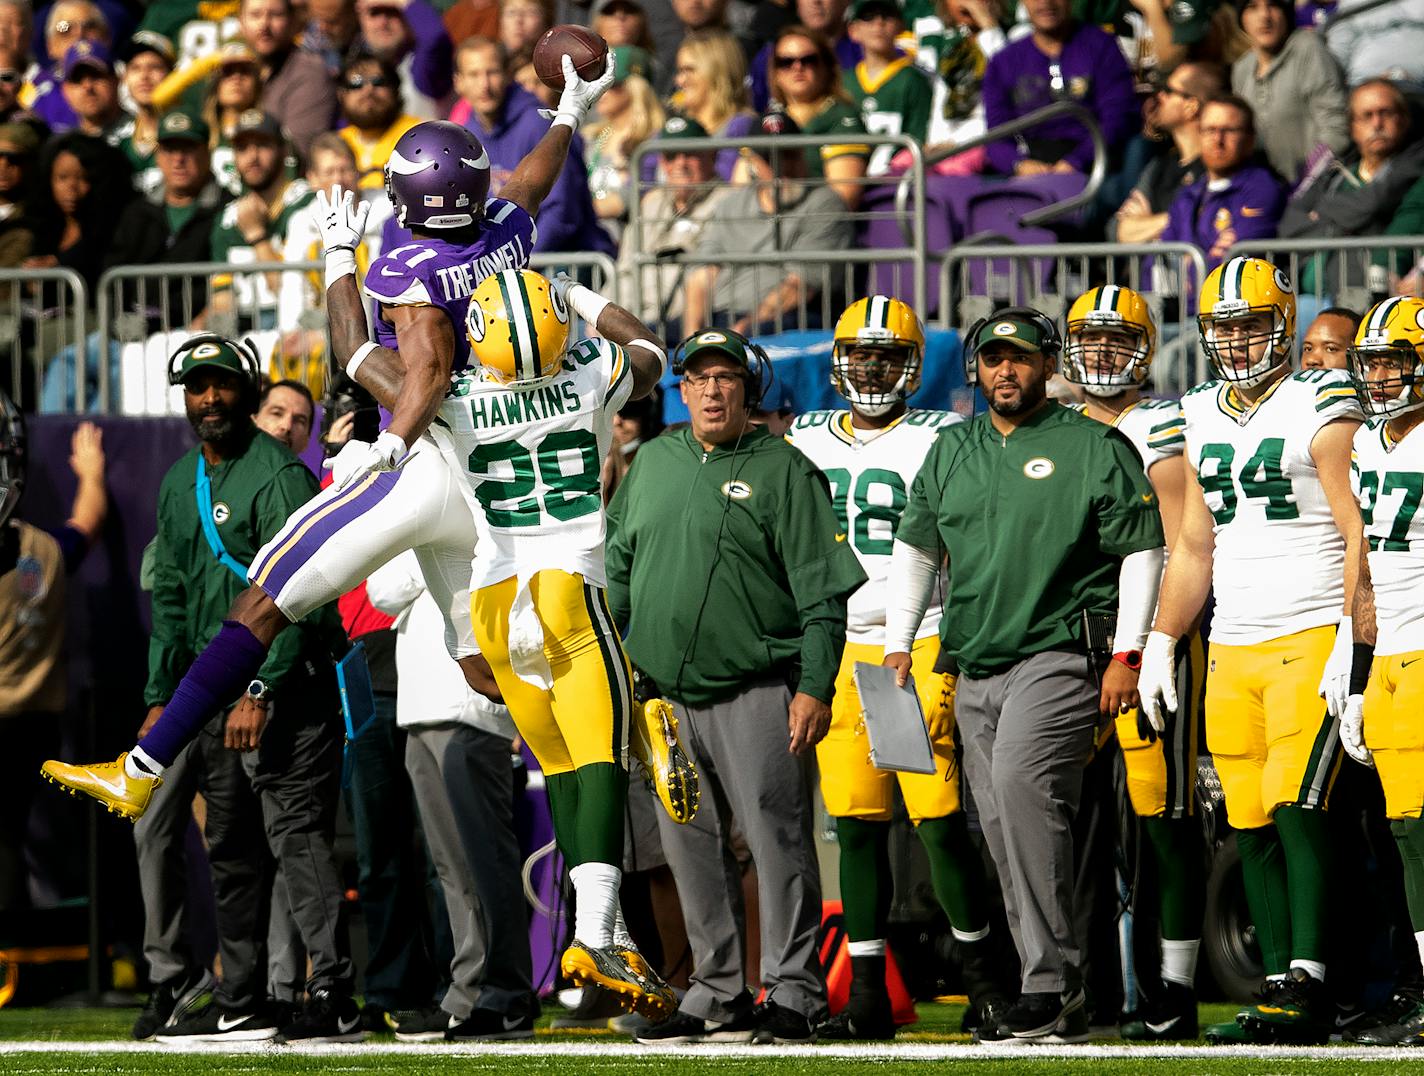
47, 523, 89, 575
773, 461, 868, 703
884, 539, 941, 655
403, 0, 454, 102
1112, 546, 1164, 652
1094, 431, 1168, 556
893, 451, 946, 555
251, 463, 325, 691
145, 487, 191, 707
981, 54, 1018, 174
902, 69, 934, 145
1304, 37, 1352, 159
1067, 35, 1137, 171
604, 466, 636, 632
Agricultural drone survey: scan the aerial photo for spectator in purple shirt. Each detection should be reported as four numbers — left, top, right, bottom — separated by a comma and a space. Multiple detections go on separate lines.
1160, 94, 1285, 268
980, 0, 1137, 176
750, 0, 862, 112
355, 0, 454, 120
28, 0, 109, 133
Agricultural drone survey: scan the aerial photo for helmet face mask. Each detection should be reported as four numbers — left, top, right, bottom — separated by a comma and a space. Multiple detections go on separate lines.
1197, 257, 1296, 389
1062, 285, 1155, 398
831, 296, 924, 417
466, 269, 571, 388
1349, 297, 1424, 419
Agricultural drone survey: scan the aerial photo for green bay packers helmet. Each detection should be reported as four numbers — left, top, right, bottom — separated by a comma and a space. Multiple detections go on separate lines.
1348, 296, 1424, 419
1197, 256, 1296, 388
1063, 285, 1156, 397
831, 295, 925, 416
466, 269, 571, 387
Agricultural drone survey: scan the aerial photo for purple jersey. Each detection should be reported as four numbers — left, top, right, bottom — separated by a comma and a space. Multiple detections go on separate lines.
363, 196, 537, 373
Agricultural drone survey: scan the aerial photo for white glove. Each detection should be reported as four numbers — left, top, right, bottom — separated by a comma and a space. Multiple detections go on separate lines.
322, 431, 408, 490
315, 184, 370, 254
1318, 615, 1353, 719
1137, 630, 1178, 735
538, 52, 615, 130
1340, 693, 1373, 768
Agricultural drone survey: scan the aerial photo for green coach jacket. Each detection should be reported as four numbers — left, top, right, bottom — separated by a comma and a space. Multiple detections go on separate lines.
144, 423, 343, 708
896, 402, 1164, 679
606, 425, 866, 708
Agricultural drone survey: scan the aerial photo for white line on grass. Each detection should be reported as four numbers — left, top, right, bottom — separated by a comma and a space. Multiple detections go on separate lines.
0, 1041, 1415, 1060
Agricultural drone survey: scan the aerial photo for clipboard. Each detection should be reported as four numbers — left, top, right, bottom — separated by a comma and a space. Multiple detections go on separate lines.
336, 642, 377, 789
852, 662, 936, 775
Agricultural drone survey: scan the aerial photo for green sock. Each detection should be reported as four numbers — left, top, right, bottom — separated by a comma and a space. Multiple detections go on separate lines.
1236, 824, 1290, 975
573, 762, 628, 868
915, 813, 991, 935
836, 817, 892, 941
546, 771, 582, 865
1141, 815, 1205, 940
1392, 818, 1424, 931
1273, 805, 1331, 964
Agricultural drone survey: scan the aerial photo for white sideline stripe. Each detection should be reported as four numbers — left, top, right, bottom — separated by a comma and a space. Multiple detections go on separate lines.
0, 1041, 1413, 1060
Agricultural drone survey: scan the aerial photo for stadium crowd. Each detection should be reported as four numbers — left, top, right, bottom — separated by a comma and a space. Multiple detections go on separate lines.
7, 0, 1424, 1057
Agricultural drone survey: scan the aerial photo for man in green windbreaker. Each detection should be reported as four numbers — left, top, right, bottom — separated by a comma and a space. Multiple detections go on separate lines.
606, 329, 865, 1046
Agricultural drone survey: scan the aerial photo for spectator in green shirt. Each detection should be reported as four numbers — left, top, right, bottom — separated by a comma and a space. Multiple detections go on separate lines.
845, 0, 936, 174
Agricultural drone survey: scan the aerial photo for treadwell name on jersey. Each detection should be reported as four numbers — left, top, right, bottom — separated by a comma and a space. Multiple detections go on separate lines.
432, 234, 530, 302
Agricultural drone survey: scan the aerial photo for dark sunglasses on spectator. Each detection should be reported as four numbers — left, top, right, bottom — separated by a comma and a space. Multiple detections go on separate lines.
343, 74, 395, 90
775, 52, 821, 70
0, 150, 25, 164
0, 70, 18, 86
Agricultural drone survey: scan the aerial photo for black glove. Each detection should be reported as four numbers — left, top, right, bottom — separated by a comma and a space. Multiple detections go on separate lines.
1136, 708, 1159, 746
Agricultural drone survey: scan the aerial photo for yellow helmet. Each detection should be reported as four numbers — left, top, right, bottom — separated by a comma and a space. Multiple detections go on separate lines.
1348, 296, 1424, 419
466, 269, 571, 387
831, 295, 925, 416
1063, 285, 1156, 397
1197, 256, 1296, 388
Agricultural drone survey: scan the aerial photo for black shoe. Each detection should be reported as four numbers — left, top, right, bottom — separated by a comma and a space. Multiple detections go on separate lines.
132, 970, 214, 1041
1120, 981, 1197, 1041
446, 1008, 536, 1041
1001, 989, 1088, 1042
636, 1007, 759, 1044
1352, 1000, 1424, 1046
550, 985, 624, 1028
1345, 981, 1424, 1043
752, 999, 814, 1044
154, 1001, 278, 1043
359, 1003, 394, 1033
971, 995, 1015, 1043
266, 1000, 300, 1031
816, 1004, 895, 1041
1238, 970, 1330, 1045
392, 1006, 451, 1042
276, 989, 365, 1043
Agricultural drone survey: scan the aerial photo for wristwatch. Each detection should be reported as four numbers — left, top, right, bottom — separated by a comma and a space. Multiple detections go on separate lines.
245, 679, 271, 704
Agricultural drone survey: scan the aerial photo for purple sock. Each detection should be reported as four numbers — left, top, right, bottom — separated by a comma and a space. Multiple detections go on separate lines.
138, 620, 269, 766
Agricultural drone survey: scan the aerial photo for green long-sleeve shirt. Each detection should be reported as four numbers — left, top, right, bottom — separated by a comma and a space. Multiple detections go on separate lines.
606, 426, 866, 707
145, 424, 343, 707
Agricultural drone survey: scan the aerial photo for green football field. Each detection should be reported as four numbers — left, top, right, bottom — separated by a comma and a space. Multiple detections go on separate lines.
7, 1002, 1424, 1074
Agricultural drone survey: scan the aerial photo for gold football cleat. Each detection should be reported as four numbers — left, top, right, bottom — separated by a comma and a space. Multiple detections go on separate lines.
40, 753, 160, 822
629, 697, 700, 824
561, 941, 676, 1022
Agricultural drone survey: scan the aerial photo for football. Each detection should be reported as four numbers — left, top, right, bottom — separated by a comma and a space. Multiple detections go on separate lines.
533, 24, 609, 92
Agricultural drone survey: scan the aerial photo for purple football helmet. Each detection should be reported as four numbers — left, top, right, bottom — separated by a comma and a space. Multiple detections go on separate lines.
384, 120, 491, 230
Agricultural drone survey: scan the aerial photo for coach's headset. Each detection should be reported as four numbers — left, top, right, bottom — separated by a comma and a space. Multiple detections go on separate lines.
167, 333, 264, 413
961, 307, 1063, 383
671, 328, 774, 411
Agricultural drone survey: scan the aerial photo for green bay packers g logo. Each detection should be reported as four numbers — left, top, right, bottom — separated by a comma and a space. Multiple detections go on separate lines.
191, 342, 222, 360
722, 479, 753, 500
548, 281, 570, 324
212, 502, 230, 524
1023, 457, 1055, 479
466, 297, 486, 343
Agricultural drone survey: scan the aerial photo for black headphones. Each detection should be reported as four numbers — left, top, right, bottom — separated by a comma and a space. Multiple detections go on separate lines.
961, 306, 1063, 383
671, 328, 774, 411
168, 333, 264, 413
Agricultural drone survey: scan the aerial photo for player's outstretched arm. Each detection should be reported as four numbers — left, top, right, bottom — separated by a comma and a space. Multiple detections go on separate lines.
503, 53, 615, 217
551, 274, 666, 399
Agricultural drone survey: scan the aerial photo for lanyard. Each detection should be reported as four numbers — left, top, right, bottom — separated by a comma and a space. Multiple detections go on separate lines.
195, 453, 250, 583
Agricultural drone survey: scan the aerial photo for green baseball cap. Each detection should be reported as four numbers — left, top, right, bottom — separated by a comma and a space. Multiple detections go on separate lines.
971, 312, 1051, 355
611, 45, 652, 83
680, 329, 750, 369
157, 107, 210, 146
659, 114, 710, 141
1170, 0, 1222, 45
173, 338, 253, 385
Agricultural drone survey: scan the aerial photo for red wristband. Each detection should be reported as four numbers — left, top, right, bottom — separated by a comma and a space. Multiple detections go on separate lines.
1112, 650, 1143, 671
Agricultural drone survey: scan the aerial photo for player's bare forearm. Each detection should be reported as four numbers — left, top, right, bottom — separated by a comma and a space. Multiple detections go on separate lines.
1152, 461, 1214, 638
501, 125, 573, 217
1354, 551, 1378, 646
326, 274, 403, 410
1312, 419, 1364, 616
386, 304, 455, 445
595, 301, 664, 399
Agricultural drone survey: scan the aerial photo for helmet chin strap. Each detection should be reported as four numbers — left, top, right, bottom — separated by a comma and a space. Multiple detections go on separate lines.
1083, 382, 1132, 399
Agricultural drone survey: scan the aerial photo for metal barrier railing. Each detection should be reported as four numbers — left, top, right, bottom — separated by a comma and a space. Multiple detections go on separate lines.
1222, 235, 1424, 315
0, 268, 88, 412
627, 132, 927, 323
940, 242, 1210, 394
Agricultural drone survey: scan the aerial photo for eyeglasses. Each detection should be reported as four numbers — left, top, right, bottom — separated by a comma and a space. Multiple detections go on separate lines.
774, 52, 821, 70
683, 371, 744, 391
343, 74, 395, 90
1157, 83, 1195, 101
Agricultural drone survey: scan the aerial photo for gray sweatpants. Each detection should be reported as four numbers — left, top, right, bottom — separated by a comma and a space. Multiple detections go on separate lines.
954, 650, 1099, 995
657, 678, 826, 1024
405, 723, 535, 1020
